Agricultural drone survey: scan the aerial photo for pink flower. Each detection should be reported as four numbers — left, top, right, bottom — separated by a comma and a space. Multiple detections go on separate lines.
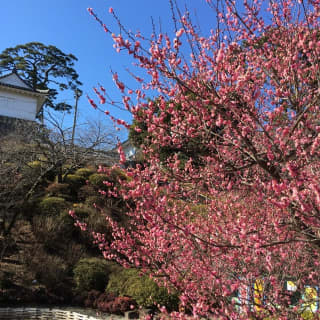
109, 7, 113, 14
176, 28, 184, 37
86, 95, 97, 109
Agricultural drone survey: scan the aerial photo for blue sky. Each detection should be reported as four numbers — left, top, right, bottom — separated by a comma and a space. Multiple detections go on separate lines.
0, 0, 216, 140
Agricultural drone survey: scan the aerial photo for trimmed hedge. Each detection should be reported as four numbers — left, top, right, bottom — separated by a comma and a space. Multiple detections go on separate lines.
108, 168, 129, 183
45, 183, 70, 198
73, 258, 110, 292
88, 173, 108, 188
38, 197, 68, 216
59, 208, 90, 229
65, 174, 86, 188
28, 160, 42, 169
106, 268, 179, 310
75, 168, 96, 178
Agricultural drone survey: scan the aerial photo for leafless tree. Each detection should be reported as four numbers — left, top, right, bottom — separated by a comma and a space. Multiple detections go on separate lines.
0, 114, 117, 260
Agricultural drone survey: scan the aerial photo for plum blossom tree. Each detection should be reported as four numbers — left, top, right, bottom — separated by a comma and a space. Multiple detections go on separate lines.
75, 1, 320, 318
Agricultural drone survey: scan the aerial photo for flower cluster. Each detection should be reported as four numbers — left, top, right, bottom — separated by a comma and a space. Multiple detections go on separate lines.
83, 1, 320, 319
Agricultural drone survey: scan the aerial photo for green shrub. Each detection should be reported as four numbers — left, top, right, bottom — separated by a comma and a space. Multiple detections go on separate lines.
109, 168, 129, 183
45, 183, 70, 198
65, 174, 86, 188
73, 258, 111, 292
28, 160, 42, 169
106, 269, 179, 310
58, 208, 90, 231
85, 195, 104, 206
88, 169, 129, 190
75, 168, 96, 178
38, 196, 68, 216
57, 207, 98, 247
64, 207, 90, 220
78, 184, 97, 201
26, 160, 55, 181
88, 173, 108, 188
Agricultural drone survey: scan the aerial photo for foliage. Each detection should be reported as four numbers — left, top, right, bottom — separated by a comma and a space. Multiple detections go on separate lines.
109, 167, 129, 183
38, 196, 68, 216
88, 173, 109, 188
73, 258, 110, 292
85, 195, 104, 206
88, 168, 128, 189
32, 215, 67, 253
84, 290, 103, 308
82, 1, 320, 319
23, 245, 69, 292
0, 42, 82, 113
75, 168, 96, 178
129, 98, 212, 167
64, 174, 86, 197
28, 160, 43, 170
58, 208, 89, 235
45, 183, 70, 198
0, 120, 118, 303
64, 174, 86, 188
0, 122, 51, 240
97, 296, 136, 315
106, 268, 179, 310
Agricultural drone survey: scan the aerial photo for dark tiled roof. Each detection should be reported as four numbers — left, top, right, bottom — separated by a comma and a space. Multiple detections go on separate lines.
0, 81, 47, 95
0, 71, 48, 95
0, 70, 32, 87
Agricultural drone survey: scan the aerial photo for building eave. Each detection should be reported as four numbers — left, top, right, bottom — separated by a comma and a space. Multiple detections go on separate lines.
0, 83, 48, 115
0, 82, 48, 97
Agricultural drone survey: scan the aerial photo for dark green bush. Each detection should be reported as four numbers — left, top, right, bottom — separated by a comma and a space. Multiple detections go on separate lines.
26, 160, 56, 181
28, 160, 42, 170
78, 184, 97, 201
45, 183, 70, 198
73, 258, 111, 292
75, 168, 96, 178
88, 173, 108, 188
108, 168, 129, 183
58, 208, 90, 238
65, 174, 86, 188
85, 195, 104, 206
106, 269, 179, 310
63, 174, 86, 199
38, 197, 68, 216
60, 207, 90, 221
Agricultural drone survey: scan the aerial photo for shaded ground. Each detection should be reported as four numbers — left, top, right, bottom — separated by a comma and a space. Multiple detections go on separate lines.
0, 220, 68, 305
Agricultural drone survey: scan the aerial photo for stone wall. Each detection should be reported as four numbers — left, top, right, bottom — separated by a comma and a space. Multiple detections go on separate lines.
0, 115, 35, 136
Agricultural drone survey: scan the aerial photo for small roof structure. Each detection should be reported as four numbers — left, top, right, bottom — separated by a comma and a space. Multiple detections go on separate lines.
0, 70, 48, 116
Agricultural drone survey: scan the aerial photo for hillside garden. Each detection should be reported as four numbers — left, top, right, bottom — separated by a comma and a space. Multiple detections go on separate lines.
0, 123, 178, 317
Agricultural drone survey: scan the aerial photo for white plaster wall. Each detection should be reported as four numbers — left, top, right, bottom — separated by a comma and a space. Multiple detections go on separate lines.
0, 90, 37, 121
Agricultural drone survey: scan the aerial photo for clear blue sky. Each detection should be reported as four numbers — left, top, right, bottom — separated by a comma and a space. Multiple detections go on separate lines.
0, 0, 216, 140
